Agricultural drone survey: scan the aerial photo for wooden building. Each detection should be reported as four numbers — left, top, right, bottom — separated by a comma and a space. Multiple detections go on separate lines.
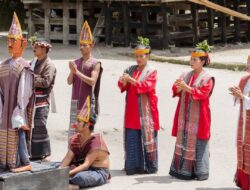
22, 0, 250, 48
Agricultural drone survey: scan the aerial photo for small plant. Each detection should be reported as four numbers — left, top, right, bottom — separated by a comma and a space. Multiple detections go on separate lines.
196, 40, 213, 52
137, 36, 150, 47
28, 33, 38, 45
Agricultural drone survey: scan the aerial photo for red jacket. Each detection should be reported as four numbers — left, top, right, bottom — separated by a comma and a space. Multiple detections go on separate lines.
172, 74, 214, 140
118, 70, 159, 131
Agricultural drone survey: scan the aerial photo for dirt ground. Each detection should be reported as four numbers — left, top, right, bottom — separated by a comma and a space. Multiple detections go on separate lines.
1, 36, 250, 64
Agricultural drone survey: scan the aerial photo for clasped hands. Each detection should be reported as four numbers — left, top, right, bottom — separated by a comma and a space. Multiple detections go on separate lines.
119, 73, 132, 85
229, 86, 243, 99
175, 79, 189, 91
69, 61, 78, 74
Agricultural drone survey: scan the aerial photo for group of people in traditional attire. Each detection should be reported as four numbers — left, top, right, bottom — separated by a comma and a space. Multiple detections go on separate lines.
0, 12, 109, 190
0, 12, 250, 190
0, 12, 56, 174
118, 39, 214, 181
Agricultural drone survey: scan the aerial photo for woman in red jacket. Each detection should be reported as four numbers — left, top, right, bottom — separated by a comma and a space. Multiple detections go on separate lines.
229, 55, 250, 190
118, 37, 159, 175
169, 41, 215, 181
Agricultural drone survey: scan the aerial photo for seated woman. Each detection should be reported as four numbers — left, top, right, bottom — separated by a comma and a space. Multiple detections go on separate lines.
60, 96, 110, 190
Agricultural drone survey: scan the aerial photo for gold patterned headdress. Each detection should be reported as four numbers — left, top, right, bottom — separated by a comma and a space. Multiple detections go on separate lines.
80, 21, 93, 45
77, 96, 91, 123
8, 12, 23, 40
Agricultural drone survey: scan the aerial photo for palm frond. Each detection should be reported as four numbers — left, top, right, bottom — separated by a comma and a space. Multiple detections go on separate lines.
28, 32, 38, 45
137, 36, 150, 47
196, 40, 213, 52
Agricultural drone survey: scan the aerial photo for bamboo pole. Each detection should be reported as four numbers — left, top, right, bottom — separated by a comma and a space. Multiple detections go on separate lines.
188, 0, 250, 21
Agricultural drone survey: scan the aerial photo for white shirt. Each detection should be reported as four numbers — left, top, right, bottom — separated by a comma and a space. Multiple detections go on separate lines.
0, 88, 2, 127
239, 78, 250, 142
10, 59, 33, 129
243, 78, 250, 110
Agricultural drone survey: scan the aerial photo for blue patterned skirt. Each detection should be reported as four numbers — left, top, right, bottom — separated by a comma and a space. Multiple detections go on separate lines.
124, 128, 158, 175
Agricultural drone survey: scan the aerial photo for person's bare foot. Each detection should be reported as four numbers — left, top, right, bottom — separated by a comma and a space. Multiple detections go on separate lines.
42, 156, 51, 162
68, 184, 79, 190
11, 165, 32, 173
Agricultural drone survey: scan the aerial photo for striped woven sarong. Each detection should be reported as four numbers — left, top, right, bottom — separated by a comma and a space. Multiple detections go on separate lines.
235, 75, 250, 189
169, 70, 213, 180
31, 106, 51, 159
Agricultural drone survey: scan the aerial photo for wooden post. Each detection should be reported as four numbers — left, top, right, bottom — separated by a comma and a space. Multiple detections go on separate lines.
76, 0, 83, 46
63, 0, 69, 45
27, 4, 34, 36
142, 6, 147, 36
219, 0, 227, 44
104, 2, 111, 45
191, 3, 199, 46
162, 5, 169, 49
233, 0, 240, 43
44, 0, 50, 42
88, 1, 95, 30
207, 7, 214, 45
123, 2, 129, 47
247, 0, 250, 41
